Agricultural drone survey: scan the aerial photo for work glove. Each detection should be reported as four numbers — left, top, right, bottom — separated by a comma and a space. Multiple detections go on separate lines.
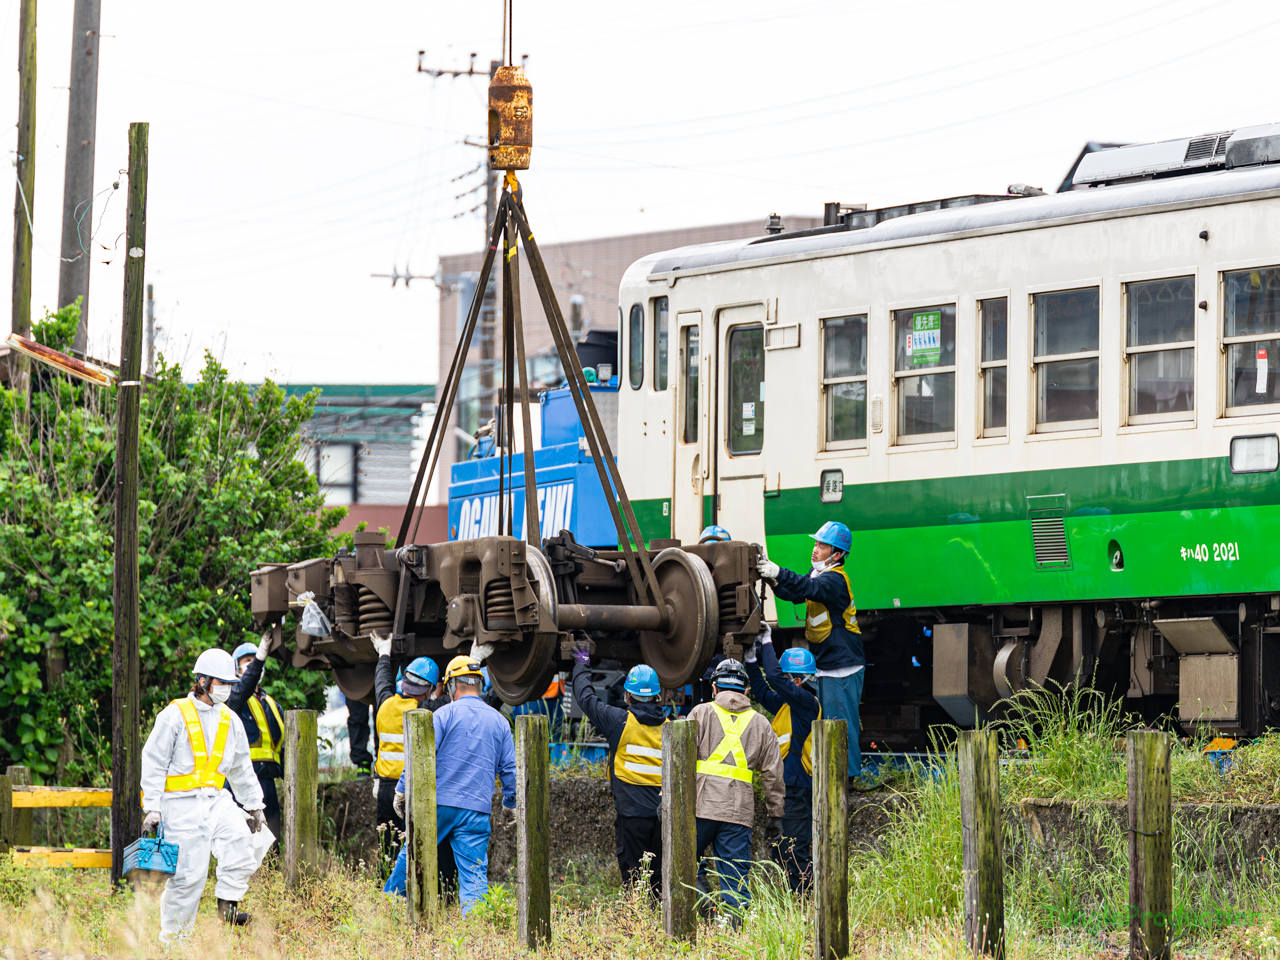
766, 817, 784, 844
393, 789, 406, 819
759, 623, 773, 646
372, 633, 392, 658
247, 809, 266, 834
141, 811, 161, 834
758, 558, 780, 582
570, 640, 592, 667
743, 639, 758, 664
256, 631, 272, 661
503, 805, 518, 829
371, 777, 380, 801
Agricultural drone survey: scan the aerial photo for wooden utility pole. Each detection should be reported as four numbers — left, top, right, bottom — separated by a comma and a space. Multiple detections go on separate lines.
515, 714, 551, 948
1127, 730, 1172, 960
145, 284, 155, 376
58, 0, 101, 352
958, 729, 1005, 960
11, 0, 36, 400
283, 709, 319, 885
813, 719, 849, 960
109, 121, 147, 889
405, 709, 438, 923
661, 719, 697, 941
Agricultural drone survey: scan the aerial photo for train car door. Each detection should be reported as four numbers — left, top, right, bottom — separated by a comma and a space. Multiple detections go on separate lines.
672, 311, 708, 543
714, 304, 767, 547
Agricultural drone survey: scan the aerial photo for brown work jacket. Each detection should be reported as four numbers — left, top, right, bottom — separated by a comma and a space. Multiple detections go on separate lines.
688, 690, 784, 828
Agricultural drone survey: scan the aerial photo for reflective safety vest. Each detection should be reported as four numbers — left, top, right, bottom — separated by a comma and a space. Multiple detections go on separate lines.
695, 703, 754, 783
613, 712, 666, 787
804, 565, 860, 645
166, 698, 232, 792
772, 702, 821, 776
247, 694, 285, 765
375, 694, 418, 779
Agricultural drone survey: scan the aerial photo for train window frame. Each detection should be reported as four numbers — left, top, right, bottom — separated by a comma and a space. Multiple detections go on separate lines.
891, 303, 957, 445
978, 297, 1009, 439
1221, 265, 1280, 418
652, 296, 669, 392
628, 303, 644, 390
724, 324, 765, 457
1030, 285, 1101, 434
1123, 275, 1196, 426
680, 321, 700, 445
820, 313, 869, 451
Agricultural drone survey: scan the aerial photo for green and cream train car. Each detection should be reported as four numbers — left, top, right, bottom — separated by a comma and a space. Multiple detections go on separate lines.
616, 126, 1280, 746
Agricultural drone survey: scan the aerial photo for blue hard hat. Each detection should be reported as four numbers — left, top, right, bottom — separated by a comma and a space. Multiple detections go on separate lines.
232, 642, 257, 663
698, 525, 732, 544
779, 647, 817, 675
624, 664, 661, 698
811, 520, 852, 554
402, 657, 440, 695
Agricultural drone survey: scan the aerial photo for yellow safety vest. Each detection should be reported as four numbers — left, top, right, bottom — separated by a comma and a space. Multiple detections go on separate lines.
771, 702, 821, 776
375, 694, 418, 779
804, 564, 860, 645
613, 712, 666, 787
165, 698, 232, 793
695, 703, 754, 784
247, 694, 285, 765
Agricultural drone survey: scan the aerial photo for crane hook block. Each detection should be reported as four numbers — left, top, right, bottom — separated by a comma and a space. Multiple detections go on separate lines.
488, 65, 532, 171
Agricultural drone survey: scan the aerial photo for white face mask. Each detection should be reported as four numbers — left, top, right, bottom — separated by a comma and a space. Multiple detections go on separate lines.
208, 684, 231, 704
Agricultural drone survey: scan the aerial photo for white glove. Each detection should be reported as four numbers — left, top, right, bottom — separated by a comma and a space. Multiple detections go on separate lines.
372, 633, 392, 658
503, 805, 518, 828
141, 810, 161, 834
393, 789, 406, 819
759, 559, 780, 581
247, 809, 266, 833
371, 777, 380, 801
256, 631, 272, 661
760, 623, 773, 645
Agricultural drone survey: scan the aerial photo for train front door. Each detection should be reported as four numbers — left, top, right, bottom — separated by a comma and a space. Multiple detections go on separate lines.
672, 311, 708, 544
713, 305, 767, 548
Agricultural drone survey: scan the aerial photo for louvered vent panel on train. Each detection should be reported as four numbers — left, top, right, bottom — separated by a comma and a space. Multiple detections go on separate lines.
1027, 494, 1070, 568
1184, 136, 1219, 161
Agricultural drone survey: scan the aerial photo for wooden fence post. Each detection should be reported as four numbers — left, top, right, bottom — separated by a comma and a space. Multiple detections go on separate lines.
813, 719, 849, 960
516, 714, 551, 948
405, 708, 437, 924
0, 774, 12, 856
1127, 730, 1172, 960
958, 729, 1005, 960
662, 718, 697, 942
5, 765, 32, 846
283, 709, 319, 886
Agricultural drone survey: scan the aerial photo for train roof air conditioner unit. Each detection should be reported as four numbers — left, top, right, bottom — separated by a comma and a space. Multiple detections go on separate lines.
1074, 122, 1280, 187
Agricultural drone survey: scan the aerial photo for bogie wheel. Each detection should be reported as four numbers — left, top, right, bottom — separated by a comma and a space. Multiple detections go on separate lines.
487, 545, 558, 704
330, 660, 376, 705
639, 547, 719, 688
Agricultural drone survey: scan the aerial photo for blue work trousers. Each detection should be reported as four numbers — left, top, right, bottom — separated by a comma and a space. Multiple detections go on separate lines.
819, 670, 864, 776
695, 818, 753, 915
384, 805, 493, 914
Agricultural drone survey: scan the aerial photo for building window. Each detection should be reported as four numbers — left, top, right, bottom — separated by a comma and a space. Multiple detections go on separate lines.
1033, 288, 1100, 431
893, 305, 956, 442
822, 315, 868, 449
1224, 267, 1280, 415
653, 297, 669, 391
1126, 276, 1195, 423
979, 298, 1007, 437
317, 442, 358, 506
682, 325, 699, 443
628, 303, 644, 389
727, 326, 764, 455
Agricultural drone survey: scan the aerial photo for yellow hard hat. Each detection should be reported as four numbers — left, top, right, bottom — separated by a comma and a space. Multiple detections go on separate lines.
444, 655, 484, 684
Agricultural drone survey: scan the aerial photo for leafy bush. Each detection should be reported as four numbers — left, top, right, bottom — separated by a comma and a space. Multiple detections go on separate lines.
0, 301, 346, 782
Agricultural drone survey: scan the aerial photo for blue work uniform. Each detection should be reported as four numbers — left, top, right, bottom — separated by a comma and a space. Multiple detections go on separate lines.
746, 640, 820, 891
771, 562, 864, 775
385, 694, 516, 913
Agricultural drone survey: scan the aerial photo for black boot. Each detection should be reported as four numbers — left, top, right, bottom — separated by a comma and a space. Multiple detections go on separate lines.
217, 899, 251, 925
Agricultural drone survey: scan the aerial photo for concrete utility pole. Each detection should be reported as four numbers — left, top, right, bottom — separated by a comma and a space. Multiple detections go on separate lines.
11, 0, 36, 400
58, 0, 101, 353
110, 122, 147, 890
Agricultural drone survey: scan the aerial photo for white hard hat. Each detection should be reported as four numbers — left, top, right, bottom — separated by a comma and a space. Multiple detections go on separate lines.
192, 649, 238, 684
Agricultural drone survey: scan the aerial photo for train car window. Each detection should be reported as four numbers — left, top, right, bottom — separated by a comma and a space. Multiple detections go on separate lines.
1224, 267, 1280, 416
683, 326, 699, 443
1033, 288, 1100, 431
628, 303, 644, 390
653, 297, 669, 391
979, 299, 1008, 437
822, 315, 868, 449
1126, 277, 1194, 423
727, 326, 764, 455
893, 305, 956, 442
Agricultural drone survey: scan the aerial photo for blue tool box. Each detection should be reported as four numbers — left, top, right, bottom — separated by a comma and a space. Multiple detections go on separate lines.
123, 823, 179, 878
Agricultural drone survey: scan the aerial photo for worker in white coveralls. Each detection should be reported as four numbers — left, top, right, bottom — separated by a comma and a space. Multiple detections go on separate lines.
140, 648, 271, 940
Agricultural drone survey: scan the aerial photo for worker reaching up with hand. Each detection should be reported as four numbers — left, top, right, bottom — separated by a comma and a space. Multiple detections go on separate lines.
140, 648, 270, 941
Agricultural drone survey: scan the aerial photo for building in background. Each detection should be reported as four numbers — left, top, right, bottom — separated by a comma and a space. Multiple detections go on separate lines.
433, 215, 821, 504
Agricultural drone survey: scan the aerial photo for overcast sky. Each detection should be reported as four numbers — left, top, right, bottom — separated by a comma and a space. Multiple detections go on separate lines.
1, 0, 1276, 385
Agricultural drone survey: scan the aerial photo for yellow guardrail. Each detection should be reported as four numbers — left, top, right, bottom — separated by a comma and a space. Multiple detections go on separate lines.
1, 772, 113, 868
